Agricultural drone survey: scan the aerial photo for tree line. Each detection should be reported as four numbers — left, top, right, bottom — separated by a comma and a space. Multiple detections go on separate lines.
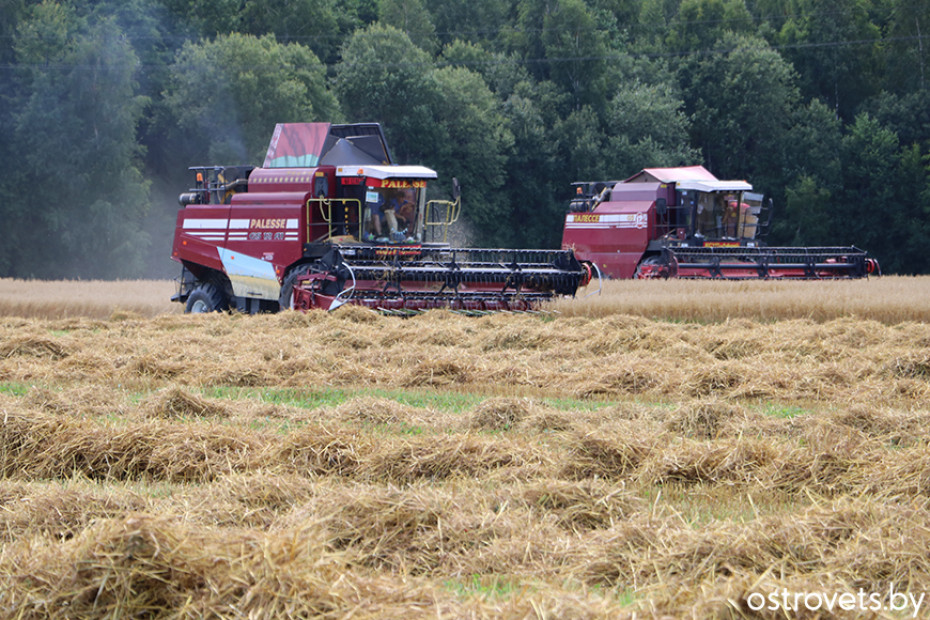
0, 0, 927, 278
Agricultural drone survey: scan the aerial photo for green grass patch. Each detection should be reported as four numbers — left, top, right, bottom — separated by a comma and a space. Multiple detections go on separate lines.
615, 587, 637, 606
369, 421, 426, 435
0, 381, 31, 396
200, 386, 485, 413
539, 396, 616, 411
199, 385, 621, 415
760, 404, 810, 419
444, 574, 520, 600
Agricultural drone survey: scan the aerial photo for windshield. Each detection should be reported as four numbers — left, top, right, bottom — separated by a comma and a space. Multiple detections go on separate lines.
362, 185, 426, 243
692, 191, 761, 240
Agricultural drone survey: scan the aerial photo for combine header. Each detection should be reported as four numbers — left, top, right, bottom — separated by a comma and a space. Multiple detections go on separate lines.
172, 123, 589, 314
562, 166, 879, 279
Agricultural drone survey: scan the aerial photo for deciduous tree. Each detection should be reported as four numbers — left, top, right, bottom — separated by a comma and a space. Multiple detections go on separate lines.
680, 33, 799, 195
5, 5, 150, 278
164, 33, 340, 164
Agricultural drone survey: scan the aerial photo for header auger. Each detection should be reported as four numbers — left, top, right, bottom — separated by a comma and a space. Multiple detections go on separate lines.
561, 166, 880, 280
287, 246, 587, 315
171, 122, 590, 314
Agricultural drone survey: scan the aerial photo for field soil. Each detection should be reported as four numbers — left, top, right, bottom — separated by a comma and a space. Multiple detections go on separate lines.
1, 278, 929, 618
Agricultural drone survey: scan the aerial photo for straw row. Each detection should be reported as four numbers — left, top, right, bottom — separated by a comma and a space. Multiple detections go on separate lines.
3, 395, 929, 500
2, 312, 930, 409
2, 306, 930, 617
2, 480, 927, 618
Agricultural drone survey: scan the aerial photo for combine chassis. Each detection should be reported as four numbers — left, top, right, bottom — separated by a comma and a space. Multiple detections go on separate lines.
171, 122, 590, 314
562, 166, 880, 280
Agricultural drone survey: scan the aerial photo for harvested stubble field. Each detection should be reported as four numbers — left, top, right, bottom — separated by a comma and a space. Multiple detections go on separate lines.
2, 277, 930, 618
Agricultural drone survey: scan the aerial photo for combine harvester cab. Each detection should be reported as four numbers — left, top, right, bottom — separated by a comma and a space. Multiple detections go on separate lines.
172, 122, 589, 314
562, 166, 880, 279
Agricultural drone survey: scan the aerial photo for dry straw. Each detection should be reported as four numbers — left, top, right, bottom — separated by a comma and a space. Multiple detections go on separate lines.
553, 274, 930, 323
2, 275, 930, 323
3, 288, 930, 616
0, 278, 178, 319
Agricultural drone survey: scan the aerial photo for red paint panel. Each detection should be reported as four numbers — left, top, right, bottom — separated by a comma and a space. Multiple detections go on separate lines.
561, 201, 654, 278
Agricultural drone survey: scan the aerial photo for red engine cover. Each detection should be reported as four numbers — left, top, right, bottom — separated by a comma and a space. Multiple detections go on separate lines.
562, 200, 655, 278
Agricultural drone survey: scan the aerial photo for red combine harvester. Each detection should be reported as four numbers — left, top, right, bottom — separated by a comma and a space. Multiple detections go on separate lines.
172, 122, 589, 314
561, 166, 880, 279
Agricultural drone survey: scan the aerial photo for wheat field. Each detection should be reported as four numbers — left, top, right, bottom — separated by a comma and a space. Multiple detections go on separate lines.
2, 274, 929, 322
1, 277, 929, 618
0, 278, 178, 319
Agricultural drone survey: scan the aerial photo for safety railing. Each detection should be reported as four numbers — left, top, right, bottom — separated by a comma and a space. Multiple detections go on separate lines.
653, 205, 693, 239
424, 197, 461, 244
307, 198, 362, 241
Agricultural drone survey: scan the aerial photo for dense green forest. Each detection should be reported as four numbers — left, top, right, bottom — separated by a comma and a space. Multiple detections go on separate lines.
0, 0, 927, 278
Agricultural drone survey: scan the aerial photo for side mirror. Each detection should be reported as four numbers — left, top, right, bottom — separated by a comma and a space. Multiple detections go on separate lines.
656, 198, 667, 216
452, 177, 461, 201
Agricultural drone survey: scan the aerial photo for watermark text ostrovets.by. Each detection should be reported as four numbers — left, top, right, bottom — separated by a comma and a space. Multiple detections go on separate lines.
747, 584, 924, 618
